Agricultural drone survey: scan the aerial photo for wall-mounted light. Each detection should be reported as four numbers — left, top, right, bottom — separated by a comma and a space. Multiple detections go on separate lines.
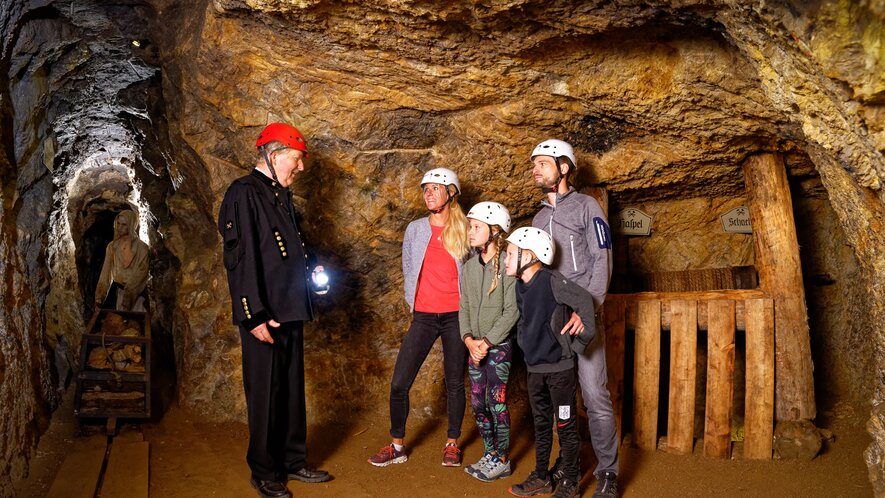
131, 40, 141, 47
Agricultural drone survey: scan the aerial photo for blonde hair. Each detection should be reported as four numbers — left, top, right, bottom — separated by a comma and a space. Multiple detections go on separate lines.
441, 197, 470, 261
486, 226, 504, 295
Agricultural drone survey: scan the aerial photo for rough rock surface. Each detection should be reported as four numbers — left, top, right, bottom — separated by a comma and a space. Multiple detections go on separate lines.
1, 0, 885, 493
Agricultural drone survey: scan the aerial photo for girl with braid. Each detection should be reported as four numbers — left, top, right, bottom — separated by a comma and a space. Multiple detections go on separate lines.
460, 201, 519, 482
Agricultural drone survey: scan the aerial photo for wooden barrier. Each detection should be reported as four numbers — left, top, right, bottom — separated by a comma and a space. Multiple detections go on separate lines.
604, 291, 775, 459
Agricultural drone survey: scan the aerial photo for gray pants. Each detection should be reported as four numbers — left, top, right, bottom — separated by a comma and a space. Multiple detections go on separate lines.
577, 329, 619, 476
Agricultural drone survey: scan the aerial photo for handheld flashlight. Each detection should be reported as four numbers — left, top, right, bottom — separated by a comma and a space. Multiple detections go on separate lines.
312, 269, 330, 295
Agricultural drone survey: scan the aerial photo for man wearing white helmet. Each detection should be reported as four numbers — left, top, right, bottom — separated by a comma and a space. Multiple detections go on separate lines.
503, 227, 597, 498
369, 167, 471, 468
530, 139, 618, 498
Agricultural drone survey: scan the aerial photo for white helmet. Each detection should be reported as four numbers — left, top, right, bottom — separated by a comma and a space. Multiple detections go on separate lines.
420, 167, 460, 195
506, 227, 554, 265
467, 201, 511, 232
531, 139, 577, 170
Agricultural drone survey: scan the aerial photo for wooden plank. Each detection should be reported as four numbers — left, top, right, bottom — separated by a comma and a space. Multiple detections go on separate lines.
633, 300, 661, 451
101, 441, 150, 498
666, 300, 697, 454
46, 448, 104, 498
744, 298, 775, 459
607, 289, 767, 302
623, 299, 750, 332
743, 153, 815, 421
703, 300, 735, 458
603, 299, 626, 442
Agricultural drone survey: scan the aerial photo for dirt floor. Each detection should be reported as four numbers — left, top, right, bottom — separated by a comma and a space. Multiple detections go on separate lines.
12, 386, 874, 498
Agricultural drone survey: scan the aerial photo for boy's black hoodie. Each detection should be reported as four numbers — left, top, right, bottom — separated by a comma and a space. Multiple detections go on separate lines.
515, 268, 597, 373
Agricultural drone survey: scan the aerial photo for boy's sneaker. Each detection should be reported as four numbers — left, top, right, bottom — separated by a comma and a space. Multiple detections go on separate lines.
465, 452, 493, 475
471, 455, 512, 482
553, 478, 579, 498
442, 443, 462, 467
508, 470, 553, 496
368, 444, 407, 467
592, 471, 619, 497
550, 456, 564, 482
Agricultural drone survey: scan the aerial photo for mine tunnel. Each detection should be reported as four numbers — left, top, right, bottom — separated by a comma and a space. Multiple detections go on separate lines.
1, 1, 884, 497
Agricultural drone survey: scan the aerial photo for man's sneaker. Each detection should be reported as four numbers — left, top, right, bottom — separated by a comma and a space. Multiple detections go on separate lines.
592, 471, 619, 497
508, 470, 553, 496
465, 452, 493, 475
442, 443, 462, 467
368, 443, 407, 467
553, 478, 580, 498
471, 455, 512, 482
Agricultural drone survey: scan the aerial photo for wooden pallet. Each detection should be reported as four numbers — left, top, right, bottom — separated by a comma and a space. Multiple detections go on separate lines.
603, 290, 775, 459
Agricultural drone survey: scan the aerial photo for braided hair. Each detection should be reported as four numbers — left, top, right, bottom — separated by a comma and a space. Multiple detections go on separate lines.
486, 225, 504, 295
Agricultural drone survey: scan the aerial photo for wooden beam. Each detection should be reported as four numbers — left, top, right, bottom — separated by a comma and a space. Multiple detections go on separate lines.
704, 300, 735, 459
101, 441, 149, 498
46, 448, 104, 498
621, 299, 750, 332
743, 153, 816, 421
666, 300, 697, 455
744, 298, 775, 459
633, 300, 661, 451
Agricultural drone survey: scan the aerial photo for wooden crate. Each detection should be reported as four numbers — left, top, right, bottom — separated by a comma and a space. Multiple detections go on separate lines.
75, 309, 151, 419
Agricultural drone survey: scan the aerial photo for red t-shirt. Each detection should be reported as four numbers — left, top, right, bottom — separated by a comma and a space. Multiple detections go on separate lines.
414, 224, 460, 313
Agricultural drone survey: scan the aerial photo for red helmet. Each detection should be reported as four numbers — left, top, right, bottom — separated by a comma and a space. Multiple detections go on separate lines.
255, 123, 308, 156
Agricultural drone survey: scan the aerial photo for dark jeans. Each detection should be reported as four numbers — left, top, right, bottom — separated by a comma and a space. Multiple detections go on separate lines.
528, 367, 579, 482
389, 311, 467, 440
240, 321, 306, 481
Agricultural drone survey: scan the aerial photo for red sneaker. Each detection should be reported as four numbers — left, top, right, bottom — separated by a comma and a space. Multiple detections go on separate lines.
442, 443, 462, 467
368, 443, 407, 467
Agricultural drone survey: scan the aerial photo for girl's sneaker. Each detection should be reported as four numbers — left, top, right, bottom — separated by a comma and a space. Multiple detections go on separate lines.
472, 455, 512, 482
465, 453, 493, 475
368, 443, 407, 467
442, 443, 462, 466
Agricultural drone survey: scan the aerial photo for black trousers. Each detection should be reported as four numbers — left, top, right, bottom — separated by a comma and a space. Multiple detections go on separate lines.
527, 367, 580, 482
389, 311, 467, 440
240, 321, 306, 481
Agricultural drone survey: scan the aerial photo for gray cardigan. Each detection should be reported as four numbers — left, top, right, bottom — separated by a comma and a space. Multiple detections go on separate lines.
458, 251, 519, 345
402, 217, 464, 312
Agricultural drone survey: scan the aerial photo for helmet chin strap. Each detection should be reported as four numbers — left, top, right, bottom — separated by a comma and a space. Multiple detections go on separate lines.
540, 160, 568, 194
515, 247, 540, 278
260, 146, 282, 185
483, 228, 502, 251
428, 186, 454, 214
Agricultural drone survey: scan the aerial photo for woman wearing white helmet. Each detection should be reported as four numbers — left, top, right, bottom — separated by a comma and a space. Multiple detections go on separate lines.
460, 201, 519, 482
504, 227, 597, 498
369, 167, 470, 468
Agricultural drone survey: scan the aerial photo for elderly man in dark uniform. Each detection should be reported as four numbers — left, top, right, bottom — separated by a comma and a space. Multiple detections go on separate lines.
218, 123, 330, 498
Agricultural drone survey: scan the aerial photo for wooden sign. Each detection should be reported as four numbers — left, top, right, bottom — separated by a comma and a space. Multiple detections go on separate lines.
615, 208, 652, 236
720, 206, 752, 234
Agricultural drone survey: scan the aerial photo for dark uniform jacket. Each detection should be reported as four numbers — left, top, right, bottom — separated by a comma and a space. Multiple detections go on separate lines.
218, 169, 314, 331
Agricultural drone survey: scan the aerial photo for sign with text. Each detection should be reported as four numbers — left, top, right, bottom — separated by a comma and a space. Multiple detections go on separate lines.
720, 206, 752, 233
615, 208, 652, 236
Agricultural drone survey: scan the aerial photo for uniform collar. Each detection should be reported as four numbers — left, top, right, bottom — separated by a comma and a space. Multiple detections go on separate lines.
251, 168, 284, 190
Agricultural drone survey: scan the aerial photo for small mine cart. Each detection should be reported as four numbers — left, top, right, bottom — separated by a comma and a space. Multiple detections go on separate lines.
74, 309, 151, 419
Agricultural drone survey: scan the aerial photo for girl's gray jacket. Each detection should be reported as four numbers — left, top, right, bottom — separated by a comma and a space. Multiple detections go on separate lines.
458, 251, 519, 346
402, 217, 464, 312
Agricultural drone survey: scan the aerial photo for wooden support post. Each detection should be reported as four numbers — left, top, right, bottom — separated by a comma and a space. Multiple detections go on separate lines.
704, 300, 735, 459
603, 299, 626, 442
633, 300, 661, 451
744, 298, 775, 459
742, 153, 816, 421
667, 300, 697, 454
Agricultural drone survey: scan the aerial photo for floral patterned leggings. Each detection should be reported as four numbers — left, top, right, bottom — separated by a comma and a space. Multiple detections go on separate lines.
468, 339, 513, 458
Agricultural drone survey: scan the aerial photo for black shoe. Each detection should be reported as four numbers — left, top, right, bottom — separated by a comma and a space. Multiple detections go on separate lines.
550, 456, 565, 482
509, 470, 553, 496
287, 467, 331, 483
592, 471, 619, 498
553, 478, 580, 498
250, 479, 291, 498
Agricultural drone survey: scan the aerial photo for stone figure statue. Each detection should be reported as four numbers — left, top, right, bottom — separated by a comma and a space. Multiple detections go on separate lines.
94, 210, 149, 312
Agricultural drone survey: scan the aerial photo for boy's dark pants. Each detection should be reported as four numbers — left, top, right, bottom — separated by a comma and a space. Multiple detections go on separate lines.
527, 367, 580, 482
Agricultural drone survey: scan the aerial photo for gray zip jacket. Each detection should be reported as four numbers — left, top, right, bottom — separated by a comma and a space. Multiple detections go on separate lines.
402, 217, 464, 312
459, 251, 519, 345
532, 188, 613, 307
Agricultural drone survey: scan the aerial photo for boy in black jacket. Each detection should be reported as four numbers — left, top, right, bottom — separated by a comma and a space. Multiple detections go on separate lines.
504, 227, 597, 498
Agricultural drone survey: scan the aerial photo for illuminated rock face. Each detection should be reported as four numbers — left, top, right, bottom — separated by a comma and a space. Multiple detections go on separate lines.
1, 0, 884, 492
